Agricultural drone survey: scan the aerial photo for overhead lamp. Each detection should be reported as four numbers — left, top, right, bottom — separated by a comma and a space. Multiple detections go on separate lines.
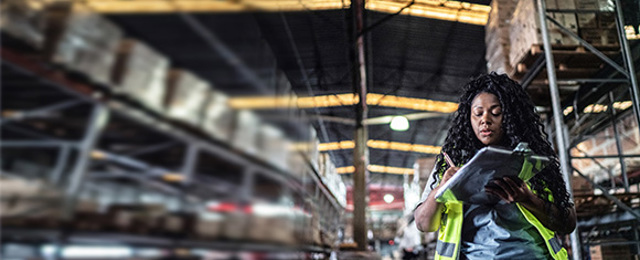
383, 194, 395, 204
390, 116, 409, 131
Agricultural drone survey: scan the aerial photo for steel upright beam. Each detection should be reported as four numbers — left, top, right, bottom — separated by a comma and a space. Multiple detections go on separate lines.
64, 104, 109, 219
536, 1, 582, 259
350, 0, 369, 251
614, 0, 640, 138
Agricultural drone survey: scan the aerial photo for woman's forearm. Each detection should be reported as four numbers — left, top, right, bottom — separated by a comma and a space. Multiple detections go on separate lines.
414, 187, 444, 232
520, 194, 576, 234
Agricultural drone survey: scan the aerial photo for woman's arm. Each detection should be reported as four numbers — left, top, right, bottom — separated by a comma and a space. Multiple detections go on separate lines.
414, 166, 459, 232
485, 176, 577, 234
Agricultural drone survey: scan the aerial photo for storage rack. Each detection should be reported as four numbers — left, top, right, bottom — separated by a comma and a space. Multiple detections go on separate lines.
512, 1, 640, 259
0, 24, 343, 260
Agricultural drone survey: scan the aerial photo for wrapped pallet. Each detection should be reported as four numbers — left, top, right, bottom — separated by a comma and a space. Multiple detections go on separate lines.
485, 0, 518, 75
256, 124, 290, 170
308, 126, 320, 171
0, 0, 46, 49
221, 211, 249, 240
194, 212, 223, 239
287, 149, 307, 178
0, 177, 63, 223
112, 39, 169, 113
164, 69, 210, 126
201, 90, 234, 141
105, 204, 166, 233
509, 0, 579, 68
43, 1, 122, 85
160, 212, 196, 236
231, 109, 261, 156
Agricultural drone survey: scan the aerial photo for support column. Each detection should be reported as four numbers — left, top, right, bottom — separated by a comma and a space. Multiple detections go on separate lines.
614, 0, 640, 138
350, 0, 369, 251
535, 0, 581, 259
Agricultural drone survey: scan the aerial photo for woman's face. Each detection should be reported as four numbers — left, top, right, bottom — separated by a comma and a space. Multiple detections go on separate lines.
470, 92, 504, 146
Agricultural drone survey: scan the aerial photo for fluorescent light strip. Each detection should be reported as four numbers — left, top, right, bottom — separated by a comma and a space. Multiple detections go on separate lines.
366, 0, 489, 26
319, 140, 441, 154
83, 0, 489, 25
229, 93, 458, 113
336, 164, 414, 175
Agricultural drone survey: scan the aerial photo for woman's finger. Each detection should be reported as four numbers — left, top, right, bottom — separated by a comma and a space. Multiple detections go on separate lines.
491, 179, 514, 200
485, 186, 509, 202
503, 176, 523, 191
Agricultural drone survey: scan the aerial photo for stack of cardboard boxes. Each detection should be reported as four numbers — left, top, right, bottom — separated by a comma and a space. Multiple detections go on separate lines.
508, 0, 579, 69
485, 0, 518, 75
487, 0, 620, 73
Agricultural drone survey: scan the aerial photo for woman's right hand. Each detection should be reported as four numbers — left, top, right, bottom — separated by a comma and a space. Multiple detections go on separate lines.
438, 166, 459, 188
415, 165, 460, 232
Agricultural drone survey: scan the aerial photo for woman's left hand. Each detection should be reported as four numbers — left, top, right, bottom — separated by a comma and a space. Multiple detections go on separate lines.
485, 176, 535, 203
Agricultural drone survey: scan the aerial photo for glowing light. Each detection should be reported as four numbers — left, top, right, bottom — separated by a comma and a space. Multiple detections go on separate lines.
319, 139, 441, 154
390, 116, 409, 131
229, 93, 458, 113
383, 193, 395, 204
336, 164, 415, 175
563, 106, 574, 116
84, 0, 490, 26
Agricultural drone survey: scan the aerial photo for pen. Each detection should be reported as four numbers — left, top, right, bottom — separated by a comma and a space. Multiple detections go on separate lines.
443, 152, 455, 167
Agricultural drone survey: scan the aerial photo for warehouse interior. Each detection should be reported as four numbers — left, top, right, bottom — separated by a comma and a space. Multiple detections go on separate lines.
1, 0, 640, 259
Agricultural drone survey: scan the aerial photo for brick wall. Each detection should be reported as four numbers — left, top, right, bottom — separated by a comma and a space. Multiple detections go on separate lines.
570, 113, 640, 191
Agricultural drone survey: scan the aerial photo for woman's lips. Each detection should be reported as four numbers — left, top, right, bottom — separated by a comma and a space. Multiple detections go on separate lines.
480, 129, 493, 137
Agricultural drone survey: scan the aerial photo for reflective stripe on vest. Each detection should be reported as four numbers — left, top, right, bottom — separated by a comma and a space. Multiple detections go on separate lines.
517, 204, 568, 259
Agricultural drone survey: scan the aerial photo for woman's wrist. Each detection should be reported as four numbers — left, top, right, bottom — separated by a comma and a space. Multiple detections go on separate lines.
519, 190, 542, 210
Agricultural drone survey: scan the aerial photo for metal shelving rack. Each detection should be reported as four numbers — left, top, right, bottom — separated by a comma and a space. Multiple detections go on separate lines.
518, 1, 640, 259
0, 39, 342, 258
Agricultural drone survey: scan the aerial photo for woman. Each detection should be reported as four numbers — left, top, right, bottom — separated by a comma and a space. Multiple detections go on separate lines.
414, 73, 576, 260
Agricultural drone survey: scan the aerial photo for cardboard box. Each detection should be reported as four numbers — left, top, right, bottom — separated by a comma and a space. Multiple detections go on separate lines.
164, 69, 210, 126
221, 212, 249, 240
0, 0, 46, 49
575, 0, 614, 11
590, 243, 631, 260
43, 1, 122, 85
105, 204, 166, 233
577, 13, 598, 28
580, 28, 618, 45
509, 0, 580, 67
0, 177, 63, 219
195, 213, 223, 239
571, 175, 594, 195
112, 39, 169, 112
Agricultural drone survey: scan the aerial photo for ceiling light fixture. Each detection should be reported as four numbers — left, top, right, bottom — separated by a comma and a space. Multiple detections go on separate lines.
383, 194, 395, 204
390, 116, 409, 131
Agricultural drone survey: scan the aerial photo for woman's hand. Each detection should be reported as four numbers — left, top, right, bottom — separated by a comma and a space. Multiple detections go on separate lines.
415, 166, 459, 232
486, 176, 577, 234
439, 166, 460, 188
484, 176, 535, 203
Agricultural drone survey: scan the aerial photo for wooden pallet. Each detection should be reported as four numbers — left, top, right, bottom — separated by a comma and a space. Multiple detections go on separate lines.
512, 44, 620, 81
575, 193, 640, 218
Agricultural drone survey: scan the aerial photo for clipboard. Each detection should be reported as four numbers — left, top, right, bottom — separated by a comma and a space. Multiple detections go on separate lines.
434, 143, 551, 204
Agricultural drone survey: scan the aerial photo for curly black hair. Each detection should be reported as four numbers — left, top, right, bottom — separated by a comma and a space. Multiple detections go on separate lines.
430, 72, 573, 223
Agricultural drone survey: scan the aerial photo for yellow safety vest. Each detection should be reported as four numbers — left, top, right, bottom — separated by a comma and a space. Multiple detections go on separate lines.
434, 159, 568, 260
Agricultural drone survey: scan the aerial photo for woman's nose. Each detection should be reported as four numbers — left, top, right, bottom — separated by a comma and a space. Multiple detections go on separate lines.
481, 112, 492, 124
